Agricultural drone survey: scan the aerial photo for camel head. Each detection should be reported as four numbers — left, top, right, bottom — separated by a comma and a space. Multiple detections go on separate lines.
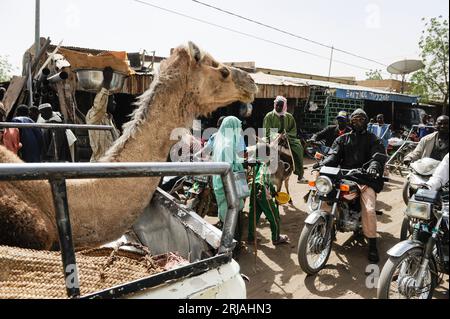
160, 42, 258, 117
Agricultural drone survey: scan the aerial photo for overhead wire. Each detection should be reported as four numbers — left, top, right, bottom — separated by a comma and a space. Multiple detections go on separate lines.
191, 0, 390, 69
132, 0, 372, 71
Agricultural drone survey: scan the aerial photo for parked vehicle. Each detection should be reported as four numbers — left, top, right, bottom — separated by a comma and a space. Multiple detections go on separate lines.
394, 108, 427, 129
297, 153, 386, 275
402, 158, 441, 205
0, 162, 246, 299
378, 188, 449, 299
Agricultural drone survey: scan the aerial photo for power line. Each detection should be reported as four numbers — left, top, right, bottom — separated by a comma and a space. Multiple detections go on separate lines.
132, 0, 372, 71
191, 0, 389, 69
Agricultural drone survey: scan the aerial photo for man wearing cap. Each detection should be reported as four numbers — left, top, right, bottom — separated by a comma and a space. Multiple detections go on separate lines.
37, 103, 63, 124
263, 96, 305, 183
320, 108, 386, 263
368, 114, 391, 149
38, 103, 73, 162
309, 110, 351, 153
86, 67, 120, 162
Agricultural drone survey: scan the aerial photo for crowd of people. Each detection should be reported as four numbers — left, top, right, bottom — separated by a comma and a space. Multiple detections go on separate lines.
169, 99, 449, 263
1, 77, 449, 263
0, 67, 119, 164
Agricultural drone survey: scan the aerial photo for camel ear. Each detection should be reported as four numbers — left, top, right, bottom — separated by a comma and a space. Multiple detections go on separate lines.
188, 41, 202, 63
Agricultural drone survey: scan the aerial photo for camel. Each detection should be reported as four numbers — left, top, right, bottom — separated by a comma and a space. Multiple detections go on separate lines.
0, 42, 257, 250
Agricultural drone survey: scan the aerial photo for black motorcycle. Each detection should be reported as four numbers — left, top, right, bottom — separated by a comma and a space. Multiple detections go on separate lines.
378, 188, 449, 299
297, 153, 386, 275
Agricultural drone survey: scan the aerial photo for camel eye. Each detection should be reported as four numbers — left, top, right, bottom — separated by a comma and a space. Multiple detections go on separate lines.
211, 60, 219, 68
220, 67, 230, 79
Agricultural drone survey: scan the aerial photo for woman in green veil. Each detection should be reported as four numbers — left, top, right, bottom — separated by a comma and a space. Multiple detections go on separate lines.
211, 116, 247, 226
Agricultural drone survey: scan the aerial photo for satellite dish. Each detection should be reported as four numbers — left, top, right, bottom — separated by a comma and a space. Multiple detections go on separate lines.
387, 59, 425, 93
387, 59, 424, 75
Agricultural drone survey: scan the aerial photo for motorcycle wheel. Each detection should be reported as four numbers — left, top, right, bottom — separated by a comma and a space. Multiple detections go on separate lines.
400, 216, 414, 241
377, 247, 437, 299
297, 216, 333, 275
402, 181, 411, 205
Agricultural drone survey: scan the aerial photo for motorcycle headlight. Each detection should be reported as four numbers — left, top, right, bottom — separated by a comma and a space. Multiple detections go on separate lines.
406, 200, 432, 220
315, 176, 333, 195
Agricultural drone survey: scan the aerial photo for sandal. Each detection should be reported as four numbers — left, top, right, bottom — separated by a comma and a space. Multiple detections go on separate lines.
273, 234, 289, 245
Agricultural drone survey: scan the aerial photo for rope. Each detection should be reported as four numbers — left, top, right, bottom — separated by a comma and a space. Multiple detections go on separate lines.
283, 131, 296, 175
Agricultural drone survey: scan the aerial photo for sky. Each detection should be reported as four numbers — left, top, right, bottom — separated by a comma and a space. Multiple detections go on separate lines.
1, 0, 449, 80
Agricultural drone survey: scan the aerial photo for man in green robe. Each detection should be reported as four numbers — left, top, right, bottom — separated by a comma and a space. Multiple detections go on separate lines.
248, 162, 289, 245
263, 96, 305, 183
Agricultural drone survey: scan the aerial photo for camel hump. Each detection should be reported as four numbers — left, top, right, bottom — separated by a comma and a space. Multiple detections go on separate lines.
0, 194, 56, 250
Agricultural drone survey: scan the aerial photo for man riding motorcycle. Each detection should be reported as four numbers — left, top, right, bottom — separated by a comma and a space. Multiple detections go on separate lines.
319, 108, 386, 263
308, 110, 352, 154
404, 115, 449, 166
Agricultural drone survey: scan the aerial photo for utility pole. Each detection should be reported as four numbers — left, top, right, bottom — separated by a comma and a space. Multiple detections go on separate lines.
35, 0, 40, 55
327, 46, 334, 81
29, 0, 40, 108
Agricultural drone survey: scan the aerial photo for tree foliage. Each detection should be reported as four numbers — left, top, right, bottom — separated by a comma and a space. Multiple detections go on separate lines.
410, 16, 449, 114
365, 69, 383, 80
0, 55, 13, 82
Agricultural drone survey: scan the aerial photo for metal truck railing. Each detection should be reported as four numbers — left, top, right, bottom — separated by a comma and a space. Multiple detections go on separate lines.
0, 162, 239, 299
0, 122, 114, 131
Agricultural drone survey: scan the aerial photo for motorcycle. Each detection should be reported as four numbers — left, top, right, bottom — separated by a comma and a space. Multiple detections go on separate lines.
185, 175, 217, 218
304, 140, 329, 160
378, 188, 449, 299
161, 175, 217, 218
297, 153, 386, 275
386, 129, 418, 177
387, 137, 404, 157
402, 157, 441, 205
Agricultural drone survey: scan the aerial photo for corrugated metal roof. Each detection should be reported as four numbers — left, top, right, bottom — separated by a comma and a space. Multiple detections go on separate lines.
250, 72, 418, 103
251, 72, 408, 94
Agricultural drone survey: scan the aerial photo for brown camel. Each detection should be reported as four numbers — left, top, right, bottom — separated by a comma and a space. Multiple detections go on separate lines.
0, 42, 257, 250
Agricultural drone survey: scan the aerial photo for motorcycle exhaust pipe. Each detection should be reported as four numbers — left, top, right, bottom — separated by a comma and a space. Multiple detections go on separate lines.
44, 71, 68, 84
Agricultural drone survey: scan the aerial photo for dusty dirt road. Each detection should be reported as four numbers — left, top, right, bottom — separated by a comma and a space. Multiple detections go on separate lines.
235, 159, 449, 299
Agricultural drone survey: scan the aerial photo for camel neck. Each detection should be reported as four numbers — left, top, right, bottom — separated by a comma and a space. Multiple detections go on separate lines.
66, 80, 194, 247
105, 77, 189, 163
